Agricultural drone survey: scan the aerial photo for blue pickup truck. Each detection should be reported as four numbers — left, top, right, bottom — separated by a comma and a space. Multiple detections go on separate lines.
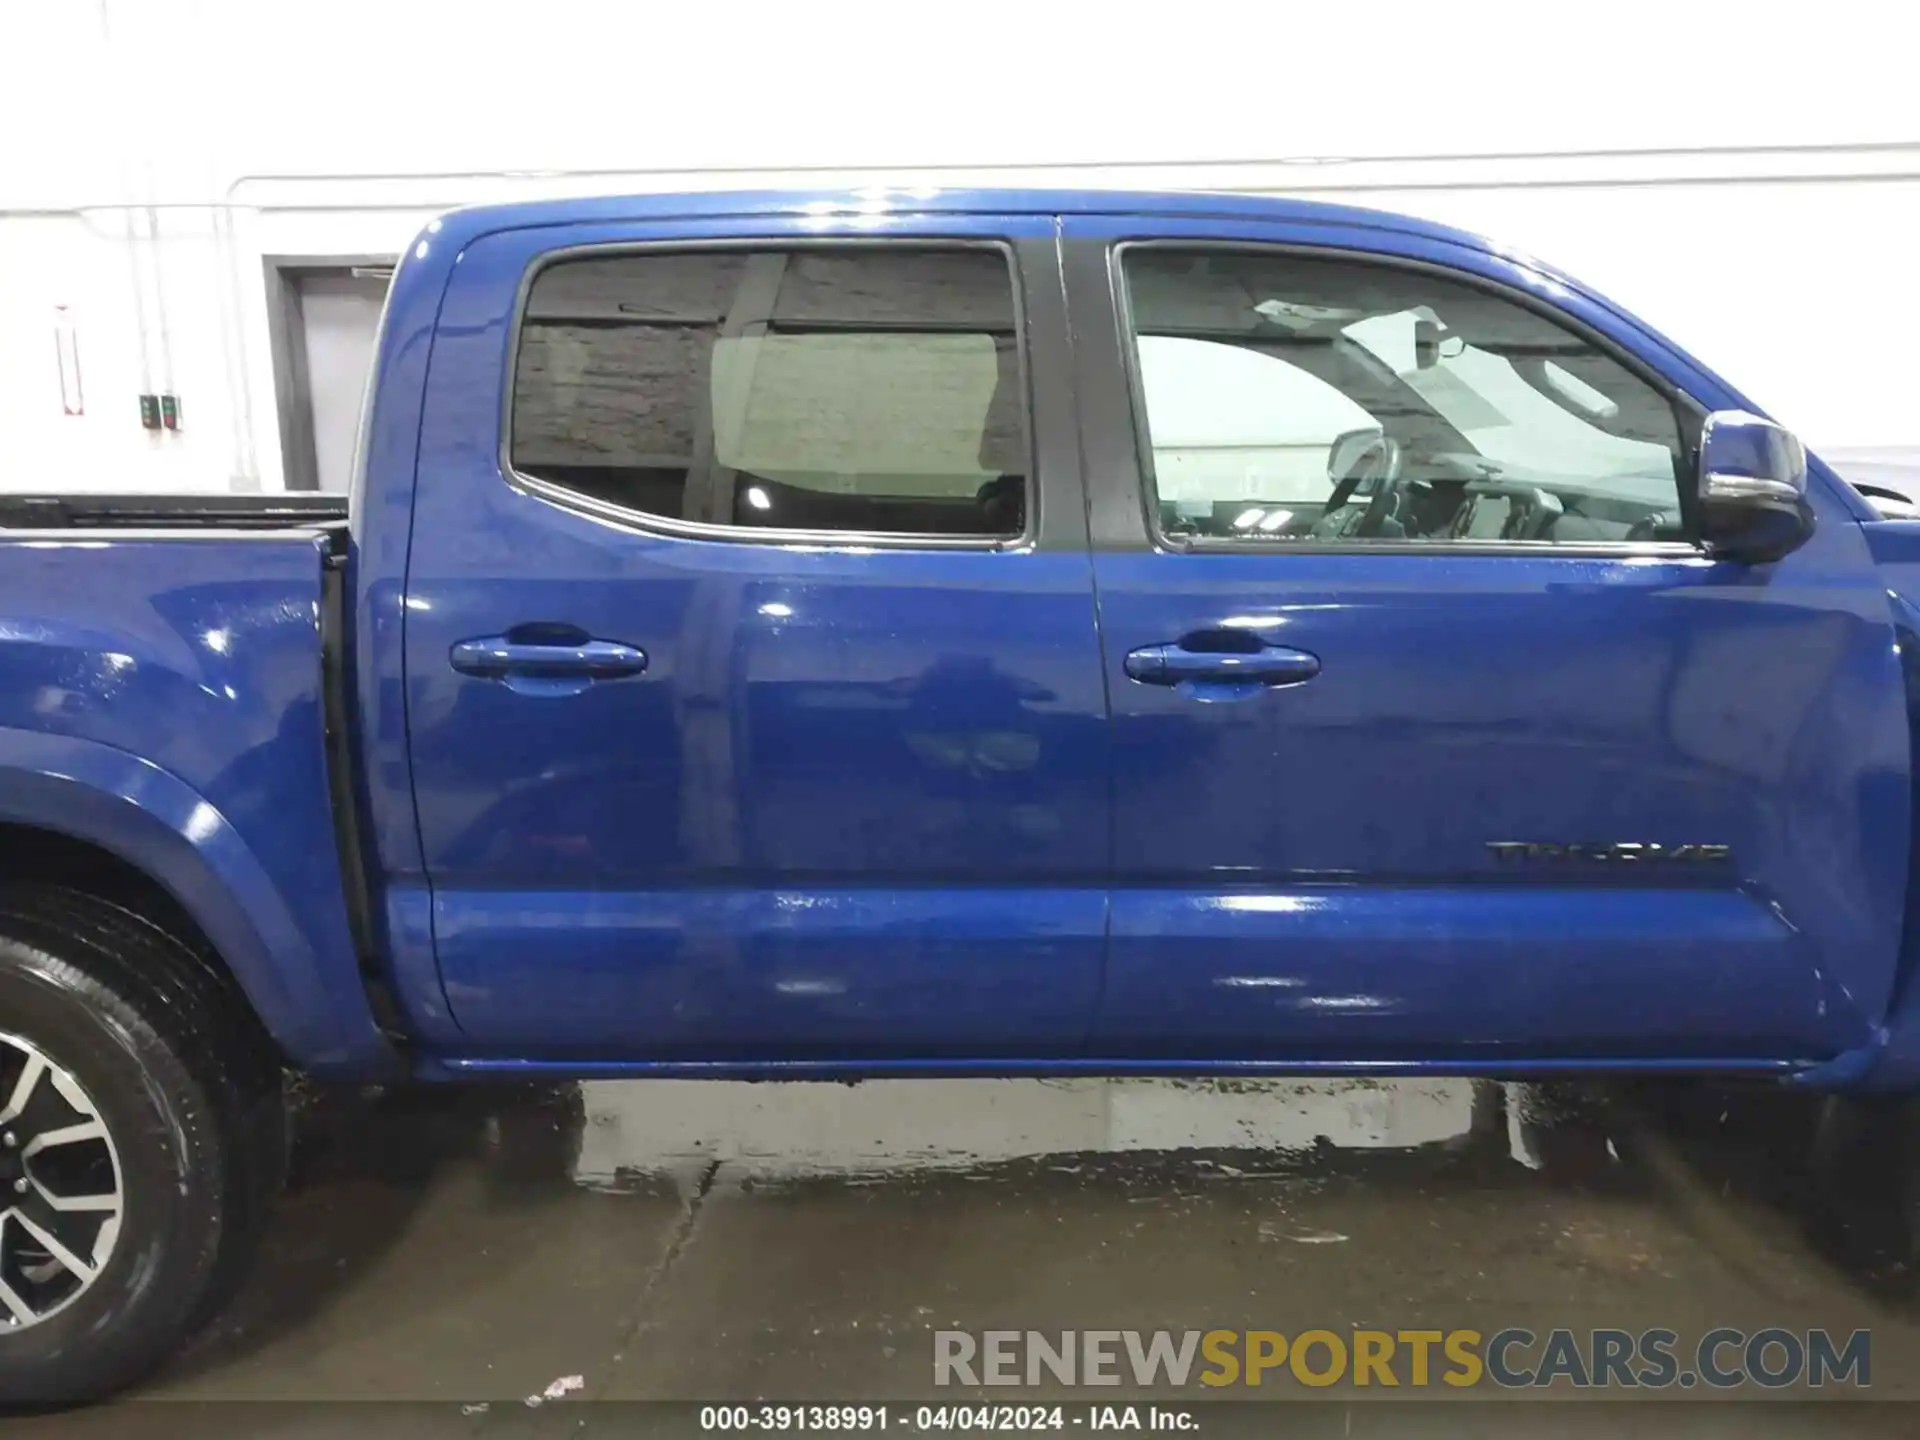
2, 187, 1918, 1397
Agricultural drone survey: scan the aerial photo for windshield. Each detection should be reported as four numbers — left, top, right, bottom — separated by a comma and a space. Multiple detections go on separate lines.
1342, 310, 1680, 508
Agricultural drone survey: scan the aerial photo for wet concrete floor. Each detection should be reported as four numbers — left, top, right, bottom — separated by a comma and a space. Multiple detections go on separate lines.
24, 1076, 1920, 1436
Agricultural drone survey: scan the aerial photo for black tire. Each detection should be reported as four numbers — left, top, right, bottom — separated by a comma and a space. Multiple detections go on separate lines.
1807, 1092, 1920, 1288
0, 884, 283, 1405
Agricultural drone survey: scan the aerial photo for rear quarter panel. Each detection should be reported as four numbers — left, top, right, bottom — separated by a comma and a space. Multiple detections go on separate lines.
0, 532, 390, 1074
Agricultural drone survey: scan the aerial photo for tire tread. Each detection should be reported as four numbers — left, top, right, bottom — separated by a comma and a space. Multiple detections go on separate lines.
0, 883, 282, 1403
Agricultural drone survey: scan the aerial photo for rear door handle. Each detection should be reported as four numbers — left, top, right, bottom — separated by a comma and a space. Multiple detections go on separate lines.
1124, 643, 1321, 688
450, 631, 648, 696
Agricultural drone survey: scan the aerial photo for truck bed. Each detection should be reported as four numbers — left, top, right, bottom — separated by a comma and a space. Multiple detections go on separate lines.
0, 492, 348, 530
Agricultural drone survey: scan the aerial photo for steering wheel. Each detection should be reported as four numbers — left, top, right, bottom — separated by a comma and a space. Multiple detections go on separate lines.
1311, 436, 1401, 539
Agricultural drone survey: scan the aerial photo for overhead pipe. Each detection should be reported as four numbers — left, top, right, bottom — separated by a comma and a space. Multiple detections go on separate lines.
6, 134, 1920, 217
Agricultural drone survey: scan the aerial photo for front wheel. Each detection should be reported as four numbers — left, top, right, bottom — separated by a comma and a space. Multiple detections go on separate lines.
0, 887, 281, 1405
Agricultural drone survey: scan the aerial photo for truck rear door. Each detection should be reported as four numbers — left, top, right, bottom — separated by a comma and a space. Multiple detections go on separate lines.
1060, 213, 1910, 1068
403, 213, 1107, 1058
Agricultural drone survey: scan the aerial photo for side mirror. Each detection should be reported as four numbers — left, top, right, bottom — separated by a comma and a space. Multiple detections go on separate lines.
1697, 410, 1814, 563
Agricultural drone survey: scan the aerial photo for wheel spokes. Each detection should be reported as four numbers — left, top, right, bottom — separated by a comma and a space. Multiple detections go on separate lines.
10, 1206, 98, 1284
0, 1031, 123, 1327
30, 1178, 119, 1213
21, 1120, 107, 1158
0, 1273, 34, 1326
0, 1054, 46, 1128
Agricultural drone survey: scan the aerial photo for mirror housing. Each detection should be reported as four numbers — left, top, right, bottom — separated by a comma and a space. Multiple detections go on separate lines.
1697, 410, 1814, 563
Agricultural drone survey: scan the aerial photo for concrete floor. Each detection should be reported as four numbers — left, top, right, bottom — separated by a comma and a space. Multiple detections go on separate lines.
26, 1076, 1920, 1437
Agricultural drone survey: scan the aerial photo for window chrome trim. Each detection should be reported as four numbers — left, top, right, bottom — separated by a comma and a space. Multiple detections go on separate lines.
499, 236, 1038, 553
1109, 238, 1708, 560
0, 528, 337, 542
1157, 536, 1708, 560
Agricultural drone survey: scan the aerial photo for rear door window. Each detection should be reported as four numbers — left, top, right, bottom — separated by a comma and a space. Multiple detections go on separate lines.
510, 247, 1028, 540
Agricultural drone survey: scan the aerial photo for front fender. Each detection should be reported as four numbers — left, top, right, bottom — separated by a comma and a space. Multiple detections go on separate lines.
0, 726, 396, 1078
1802, 532, 1920, 1091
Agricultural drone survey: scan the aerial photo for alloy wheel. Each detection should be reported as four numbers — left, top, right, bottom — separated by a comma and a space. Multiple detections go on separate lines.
0, 1031, 123, 1331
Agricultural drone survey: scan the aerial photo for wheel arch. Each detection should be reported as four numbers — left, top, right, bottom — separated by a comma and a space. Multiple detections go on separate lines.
0, 728, 397, 1079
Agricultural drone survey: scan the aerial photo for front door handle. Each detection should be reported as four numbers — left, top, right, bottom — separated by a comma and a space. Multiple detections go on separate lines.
450, 631, 648, 696
1124, 642, 1321, 690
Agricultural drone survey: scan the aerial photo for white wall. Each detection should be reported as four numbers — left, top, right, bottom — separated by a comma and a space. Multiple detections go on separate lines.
2, 0, 1916, 493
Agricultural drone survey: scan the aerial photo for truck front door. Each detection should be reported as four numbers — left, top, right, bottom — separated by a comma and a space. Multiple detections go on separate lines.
1062, 216, 1910, 1067
404, 216, 1106, 1057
